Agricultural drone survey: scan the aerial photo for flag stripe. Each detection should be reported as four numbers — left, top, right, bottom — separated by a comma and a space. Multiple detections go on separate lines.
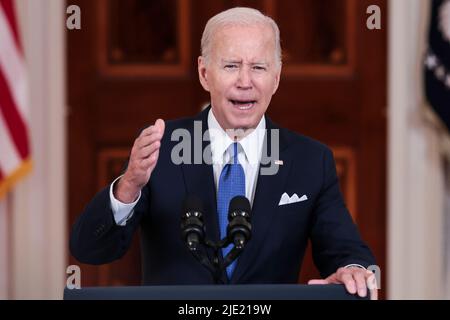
0, 0, 22, 53
0, 0, 30, 199
0, 70, 29, 158
0, 5, 27, 121
0, 110, 21, 173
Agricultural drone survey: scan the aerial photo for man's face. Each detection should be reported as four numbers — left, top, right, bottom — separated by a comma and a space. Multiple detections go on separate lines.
198, 24, 281, 130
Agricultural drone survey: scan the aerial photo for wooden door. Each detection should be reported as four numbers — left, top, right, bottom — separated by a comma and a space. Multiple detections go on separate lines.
68, 0, 386, 293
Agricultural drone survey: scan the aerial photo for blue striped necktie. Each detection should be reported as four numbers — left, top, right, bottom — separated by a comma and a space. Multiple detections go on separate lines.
217, 142, 245, 279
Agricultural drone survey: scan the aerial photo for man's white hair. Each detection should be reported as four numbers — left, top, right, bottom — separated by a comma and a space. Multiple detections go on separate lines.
201, 7, 282, 68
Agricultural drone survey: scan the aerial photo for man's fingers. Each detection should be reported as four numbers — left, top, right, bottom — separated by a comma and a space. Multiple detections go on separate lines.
307, 279, 329, 285
137, 131, 163, 149
136, 145, 160, 169
140, 119, 165, 138
339, 273, 357, 294
369, 286, 378, 300
142, 149, 159, 168
136, 119, 165, 149
138, 141, 161, 159
140, 125, 155, 137
310, 268, 376, 299
366, 270, 378, 289
352, 271, 368, 297
366, 271, 378, 300
155, 119, 165, 134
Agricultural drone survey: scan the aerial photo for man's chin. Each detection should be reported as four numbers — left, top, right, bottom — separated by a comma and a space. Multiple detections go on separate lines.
227, 119, 258, 131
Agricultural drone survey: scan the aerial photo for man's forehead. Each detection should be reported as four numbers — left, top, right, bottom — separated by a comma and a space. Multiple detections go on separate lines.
207, 23, 277, 64
221, 58, 269, 65
213, 48, 275, 65
212, 26, 275, 52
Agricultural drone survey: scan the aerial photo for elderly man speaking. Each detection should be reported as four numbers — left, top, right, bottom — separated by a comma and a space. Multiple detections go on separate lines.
70, 7, 377, 299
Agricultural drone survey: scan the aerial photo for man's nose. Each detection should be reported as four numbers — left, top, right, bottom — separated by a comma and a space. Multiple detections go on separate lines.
236, 67, 252, 89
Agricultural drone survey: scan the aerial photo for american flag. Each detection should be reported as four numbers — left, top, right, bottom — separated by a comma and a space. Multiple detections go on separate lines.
0, 0, 31, 199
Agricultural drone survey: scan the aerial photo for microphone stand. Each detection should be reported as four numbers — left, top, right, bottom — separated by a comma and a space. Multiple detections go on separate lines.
203, 238, 245, 284
184, 237, 248, 284
182, 196, 251, 284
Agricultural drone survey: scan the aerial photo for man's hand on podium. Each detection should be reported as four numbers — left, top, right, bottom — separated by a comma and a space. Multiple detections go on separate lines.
115, 119, 165, 203
308, 266, 378, 300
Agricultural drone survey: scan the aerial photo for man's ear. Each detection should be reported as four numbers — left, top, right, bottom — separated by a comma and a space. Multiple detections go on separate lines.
198, 56, 210, 92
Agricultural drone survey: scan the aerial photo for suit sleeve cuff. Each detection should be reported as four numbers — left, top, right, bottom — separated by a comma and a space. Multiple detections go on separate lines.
344, 264, 367, 270
109, 175, 141, 226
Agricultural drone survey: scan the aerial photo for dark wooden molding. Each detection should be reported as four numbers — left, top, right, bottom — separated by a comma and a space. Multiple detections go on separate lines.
96, 0, 191, 78
266, 0, 357, 78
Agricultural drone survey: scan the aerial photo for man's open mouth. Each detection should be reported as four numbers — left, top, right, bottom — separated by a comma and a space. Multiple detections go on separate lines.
229, 99, 257, 110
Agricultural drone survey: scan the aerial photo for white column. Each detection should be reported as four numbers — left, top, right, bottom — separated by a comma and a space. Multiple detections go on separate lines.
388, 0, 447, 299
445, 162, 450, 298
11, 0, 67, 299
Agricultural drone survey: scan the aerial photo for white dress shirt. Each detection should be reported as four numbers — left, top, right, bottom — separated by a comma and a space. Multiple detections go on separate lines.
208, 108, 266, 205
109, 109, 266, 226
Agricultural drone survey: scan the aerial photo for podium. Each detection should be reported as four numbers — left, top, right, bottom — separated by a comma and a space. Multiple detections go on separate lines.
63, 284, 369, 300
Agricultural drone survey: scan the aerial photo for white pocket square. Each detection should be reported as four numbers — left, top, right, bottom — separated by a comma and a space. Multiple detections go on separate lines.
278, 193, 308, 206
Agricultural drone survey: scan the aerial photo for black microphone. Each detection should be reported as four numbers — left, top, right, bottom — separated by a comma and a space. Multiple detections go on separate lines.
181, 195, 205, 251
227, 196, 252, 250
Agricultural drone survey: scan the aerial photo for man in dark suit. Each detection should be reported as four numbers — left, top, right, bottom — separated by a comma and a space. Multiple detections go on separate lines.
70, 7, 377, 298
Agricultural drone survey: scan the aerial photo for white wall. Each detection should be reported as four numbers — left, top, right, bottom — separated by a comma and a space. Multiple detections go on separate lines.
9, 0, 67, 299
388, 0, 450, 299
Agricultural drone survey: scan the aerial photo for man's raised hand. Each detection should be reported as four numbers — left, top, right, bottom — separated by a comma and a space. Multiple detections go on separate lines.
115, 119, 165, 203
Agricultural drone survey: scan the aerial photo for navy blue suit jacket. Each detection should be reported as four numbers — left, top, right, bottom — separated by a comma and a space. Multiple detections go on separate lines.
70, 107, 375, 285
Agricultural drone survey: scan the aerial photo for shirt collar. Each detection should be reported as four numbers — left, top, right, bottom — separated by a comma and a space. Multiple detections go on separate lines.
207, 108, 266, 165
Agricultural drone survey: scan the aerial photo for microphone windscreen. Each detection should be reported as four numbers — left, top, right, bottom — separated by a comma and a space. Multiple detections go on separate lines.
228, 196, 251, 215
183, 195, 203, 213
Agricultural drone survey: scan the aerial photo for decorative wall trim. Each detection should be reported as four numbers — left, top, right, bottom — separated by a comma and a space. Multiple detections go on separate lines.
97, 0, 191, 78
265, 0, 356, 77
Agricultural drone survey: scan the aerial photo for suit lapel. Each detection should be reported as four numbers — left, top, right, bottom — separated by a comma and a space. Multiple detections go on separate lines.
181, 107, 228, 283
180, 107, 221, 244
231, 117, 292, 283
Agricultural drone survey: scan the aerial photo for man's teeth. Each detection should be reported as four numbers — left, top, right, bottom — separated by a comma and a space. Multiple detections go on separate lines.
231, 100, 255, 110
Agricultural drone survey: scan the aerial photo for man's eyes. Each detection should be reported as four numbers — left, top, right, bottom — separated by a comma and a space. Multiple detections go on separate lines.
224, 64, 238, 69
252, 66, 267, 71
223, 65, 267, 71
